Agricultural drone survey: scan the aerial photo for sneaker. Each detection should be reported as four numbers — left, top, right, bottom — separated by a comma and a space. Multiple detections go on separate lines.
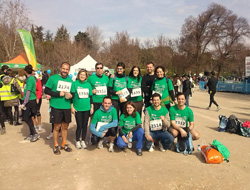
1, 127, 6, 135
207, 107, 211, 110
61, 144, 72, 152
30, 134, 40, 142
46, 133, 53, 140
148, 143, 154, 152
81, 141, 87, 149
109, 142, 114, 152
98, 139, 104, 149
128, 142, 132, 149
76, 141, 81, 149
159, 141, 166, 152
24, 135, 33, 140
53, 145, 61, 155
137, 149, 142, 156
37, 125, 42, 132
216, 106, 221, 111
14, 122, 22, 126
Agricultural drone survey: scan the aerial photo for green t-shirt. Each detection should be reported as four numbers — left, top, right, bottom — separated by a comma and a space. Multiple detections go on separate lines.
128, 76, 143, 102
108, 76, 131, 100
87, 74, 109, 103
119, 111, 142, 134
72, 80, 93, 111
45, 74, 73, 109
23, 76, 36, 101
147, 105, 168, 120
151, 77, 174, 104
91, 106, 118, 125
169, 104, 194, 128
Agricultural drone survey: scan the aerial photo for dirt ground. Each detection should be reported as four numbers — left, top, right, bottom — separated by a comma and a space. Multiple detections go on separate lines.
0, 88, 250, 190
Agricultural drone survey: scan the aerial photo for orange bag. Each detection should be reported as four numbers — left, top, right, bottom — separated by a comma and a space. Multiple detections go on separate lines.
201, 145, 224, 164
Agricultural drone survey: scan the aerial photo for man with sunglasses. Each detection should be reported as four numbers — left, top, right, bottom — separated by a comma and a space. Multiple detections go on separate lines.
88, 63, 109, 114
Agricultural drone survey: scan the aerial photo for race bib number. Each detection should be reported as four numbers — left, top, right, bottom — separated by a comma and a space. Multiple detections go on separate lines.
150, 119, 163, 131
96, 86, 107, 95
96, 122, 108, 133
175, 117, 186, 128
77, 88, 89, 99
131, 88, 141, 97
152, 90, 162, 97
119, 88, 130, 99
57, 81, 72, 92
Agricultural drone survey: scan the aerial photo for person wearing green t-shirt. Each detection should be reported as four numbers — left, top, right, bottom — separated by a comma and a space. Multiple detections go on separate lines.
19, 65, 39, 142
151, 66, 176, 111
45, 62, 74, 155
108, 62, 131, 119
71, 69, 93, 150
128, 66, 143, 116
87, 63, 109, 113
117, 101, 144, 156
90, 96, 118, 152
144, 93, 174, 152
169, 93, 200, 140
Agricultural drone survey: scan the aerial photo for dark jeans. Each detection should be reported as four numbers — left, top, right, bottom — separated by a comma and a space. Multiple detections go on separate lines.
75, 110, 90, 141
91, 127, 117, 145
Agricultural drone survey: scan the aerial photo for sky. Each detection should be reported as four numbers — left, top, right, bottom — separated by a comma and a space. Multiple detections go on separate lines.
25, 0, 250, 42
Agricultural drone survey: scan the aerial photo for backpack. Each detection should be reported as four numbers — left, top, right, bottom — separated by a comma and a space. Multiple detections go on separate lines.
226, 115, 240, 134
218, 115, 228, 132
112, 75, 128, 86
239, 121, 250, 137
201, 145, 224, 164
176, 127, 194, 155
211, 139, 230, 161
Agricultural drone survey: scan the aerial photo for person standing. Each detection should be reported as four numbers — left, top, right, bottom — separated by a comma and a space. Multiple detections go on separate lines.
20, 65, 40, 142
207, 71, 221, 111
182, 75, 191, 107
45, 62, 73, 155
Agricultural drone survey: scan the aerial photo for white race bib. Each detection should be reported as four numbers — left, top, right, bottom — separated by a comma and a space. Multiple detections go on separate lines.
96, 122, 108, 133
77, 88, 89, 99
175, 117, 186, 128
131, 88, 141, 97
119, 88, 130, 99
96, 86, 107, 95
152, 90, 162, 97
57, 81, 72, 93
150, 119, 163, 131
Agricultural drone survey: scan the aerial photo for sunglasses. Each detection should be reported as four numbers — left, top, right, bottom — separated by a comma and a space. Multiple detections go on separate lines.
96, 67, 103, 69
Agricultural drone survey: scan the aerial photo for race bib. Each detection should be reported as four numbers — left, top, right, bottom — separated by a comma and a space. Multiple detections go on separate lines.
96, 122, 108, 133
150, 119, 163, 131
119, 88, 130, 99
57, 81, 72, 92
152, 90, 162, 97
131, 88, 141, 97
175, 117, 186, 128
96, 86, 107, 95
77, 88, 89, 99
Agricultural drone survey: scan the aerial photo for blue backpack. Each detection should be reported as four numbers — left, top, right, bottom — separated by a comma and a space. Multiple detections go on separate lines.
218, 115, 228, 132
176, 128, 194, 155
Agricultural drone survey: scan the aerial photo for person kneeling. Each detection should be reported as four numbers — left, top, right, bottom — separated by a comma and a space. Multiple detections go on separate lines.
90, 96, 118, 152
117, 101, 144, 156
144, 93, 174, 152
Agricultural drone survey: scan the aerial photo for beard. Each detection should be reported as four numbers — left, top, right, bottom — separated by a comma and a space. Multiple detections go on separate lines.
60, 71, 68, 78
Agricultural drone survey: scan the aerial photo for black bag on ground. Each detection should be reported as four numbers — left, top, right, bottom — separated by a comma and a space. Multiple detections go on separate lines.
226, 115, 240, 134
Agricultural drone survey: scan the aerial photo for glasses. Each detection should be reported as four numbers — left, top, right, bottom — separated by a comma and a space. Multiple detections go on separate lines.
117, 68, 123, 71
96, 67, 103, 70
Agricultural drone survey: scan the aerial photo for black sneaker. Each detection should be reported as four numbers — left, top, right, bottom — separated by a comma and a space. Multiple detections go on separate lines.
30, 134, 40, 142
61, 144, 72, 152
14, 122, 22, 126
53, 145, 61, 155
137, 149, 142, 156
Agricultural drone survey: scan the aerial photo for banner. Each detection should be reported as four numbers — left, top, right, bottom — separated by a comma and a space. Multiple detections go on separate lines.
245, 56, 250, 77
18, 29, 37, 70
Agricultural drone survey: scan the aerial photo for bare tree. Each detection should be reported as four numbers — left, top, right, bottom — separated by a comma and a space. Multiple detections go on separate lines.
86, 25, 103, 54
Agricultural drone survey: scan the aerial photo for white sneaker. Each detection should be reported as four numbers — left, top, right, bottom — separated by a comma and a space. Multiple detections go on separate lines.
109, 142, 114, 152
37, 125, 42, 132
128, 142, 132, 149
216, 106, 221, 111
98, 139, 104, 149
207, 107, 211, 110
46, 133, 53, 140
148, 143, 154, 152
76, 141, 81, 149
159, 141, 166, 152
81, 141, 87, 149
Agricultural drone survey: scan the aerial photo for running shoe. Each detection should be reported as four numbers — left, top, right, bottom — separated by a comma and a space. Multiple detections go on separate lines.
216, 106, 222, 111
137, 149, 142, 156
61, 144, 72, 152
81, 141, 87, 149
24, 135, 33, 140
46, 133, 53, 140
159, 141, 166, 152
207, 107, 211, 110
109, 142, 114, 152
37, 125, 42, 132
76, 141, 81, 149
30, 134, 40, 142
53, 145, 61, 155
98, 139, 104, 149
148, 143, 154, 152
1, 127, 6, 135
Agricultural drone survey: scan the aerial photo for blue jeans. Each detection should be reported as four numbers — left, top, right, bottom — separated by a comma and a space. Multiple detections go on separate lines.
185, 95, 189, 106
145, 130, 174, 150
117, 127, 144, 150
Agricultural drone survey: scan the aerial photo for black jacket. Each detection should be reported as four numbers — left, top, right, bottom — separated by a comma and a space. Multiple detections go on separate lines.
207, 76, 217, 92
141, 74, 157, 103
183, 79, 191, 97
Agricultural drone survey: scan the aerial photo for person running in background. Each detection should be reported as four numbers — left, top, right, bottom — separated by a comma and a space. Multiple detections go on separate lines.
128, 66, 143, 116
117, 101, 144, 156
71, 69, 93, 149
207, 71, 221, 111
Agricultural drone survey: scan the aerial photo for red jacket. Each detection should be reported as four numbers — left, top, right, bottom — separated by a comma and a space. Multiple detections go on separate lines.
36, 79, 42, 100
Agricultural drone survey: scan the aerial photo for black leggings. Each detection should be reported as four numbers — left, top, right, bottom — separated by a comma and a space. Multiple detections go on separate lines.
91, 127, 117, 145
0, 101, 5, 128
209, 91, 218, 107
112, 99, 125, 120
75, 110, 90, 141
23, 100, 37, 135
